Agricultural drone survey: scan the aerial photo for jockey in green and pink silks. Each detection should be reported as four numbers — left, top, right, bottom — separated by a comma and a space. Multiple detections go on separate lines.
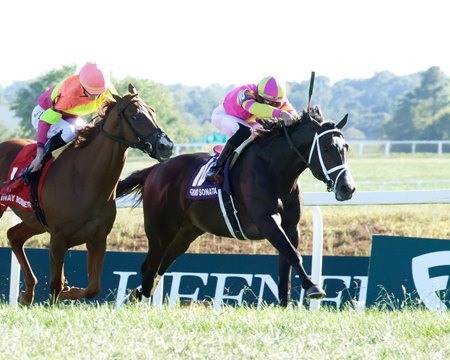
28, 62, 117, 173
206, 76, 299, 184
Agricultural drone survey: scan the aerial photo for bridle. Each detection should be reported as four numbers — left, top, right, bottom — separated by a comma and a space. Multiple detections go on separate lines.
282, 123, 348, 192
100, 95, 164, 155
307, 128, 349, 192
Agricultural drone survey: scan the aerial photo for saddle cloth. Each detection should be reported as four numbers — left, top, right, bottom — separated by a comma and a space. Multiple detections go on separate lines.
186, 153, 251, 241
0, 143, 52, 212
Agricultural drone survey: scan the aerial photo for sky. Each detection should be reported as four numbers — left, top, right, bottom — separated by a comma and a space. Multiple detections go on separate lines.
1, 0, 449, 88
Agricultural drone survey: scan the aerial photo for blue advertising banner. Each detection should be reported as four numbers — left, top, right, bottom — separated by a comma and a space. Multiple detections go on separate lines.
0, 248, 368, 308
366, 235, 450, 310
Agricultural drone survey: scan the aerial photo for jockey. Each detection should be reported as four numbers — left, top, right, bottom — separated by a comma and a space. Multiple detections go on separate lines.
28, 62, 117, 172
205, 76, 299, 184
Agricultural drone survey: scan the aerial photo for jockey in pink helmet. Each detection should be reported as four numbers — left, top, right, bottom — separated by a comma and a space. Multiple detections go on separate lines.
28, 62, 116, 173
206, 76, 298, 184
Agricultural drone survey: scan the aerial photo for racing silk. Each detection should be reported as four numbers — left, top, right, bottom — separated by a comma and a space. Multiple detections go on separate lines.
223, 84, 297, 124
37, 75, 116, 125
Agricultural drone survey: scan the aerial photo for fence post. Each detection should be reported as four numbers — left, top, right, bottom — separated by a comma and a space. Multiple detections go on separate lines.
309, 206, 323, 311
9, 213, 21, 306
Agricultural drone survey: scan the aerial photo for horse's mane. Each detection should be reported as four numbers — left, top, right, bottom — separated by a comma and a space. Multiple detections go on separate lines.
73, 99, 115, 148
254, 105, 326, 140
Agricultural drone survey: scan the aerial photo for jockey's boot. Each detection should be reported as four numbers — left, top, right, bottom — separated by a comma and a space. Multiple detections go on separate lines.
41, 132, 67, 165
205, 141, 236, 185
205, 124, 252, 184
22, 132, 67, 185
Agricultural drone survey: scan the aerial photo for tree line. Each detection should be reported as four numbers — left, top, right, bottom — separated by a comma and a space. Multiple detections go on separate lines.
1, 65, 449, 143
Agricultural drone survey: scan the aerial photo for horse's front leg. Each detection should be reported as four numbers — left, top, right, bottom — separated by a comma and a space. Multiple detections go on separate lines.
278, 225, 299, 306
85, 238, 106, 299
254, 211, 325, 299
58, 238, 106, 301
7, 222, 44, 305
278, 190, 302, 306
48, 235, 68, 303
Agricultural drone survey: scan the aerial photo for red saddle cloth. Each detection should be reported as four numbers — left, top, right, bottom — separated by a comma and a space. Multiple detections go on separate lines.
0, 143, 52, 212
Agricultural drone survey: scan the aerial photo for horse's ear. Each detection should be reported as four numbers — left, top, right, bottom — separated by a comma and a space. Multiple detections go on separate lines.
112, 93, 121, 102
300, 110, 312, 124
128, 84, 137, 94
313, 105, 324, 123
336, 114, 348, 129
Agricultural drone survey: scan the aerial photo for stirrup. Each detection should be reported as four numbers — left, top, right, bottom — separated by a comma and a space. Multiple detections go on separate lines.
213, 172, 224, 185
206, 167, 223, 185
21, 166, 32, 185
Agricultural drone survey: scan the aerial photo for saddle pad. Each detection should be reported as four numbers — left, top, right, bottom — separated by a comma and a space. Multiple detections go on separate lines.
185, 156, 250, 240
0, 143, 52, 212
186, 157, 220, 200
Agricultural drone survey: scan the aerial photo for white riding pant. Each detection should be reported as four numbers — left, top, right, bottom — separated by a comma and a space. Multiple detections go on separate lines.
31, 105, 86, 142
211, 103, 251, 137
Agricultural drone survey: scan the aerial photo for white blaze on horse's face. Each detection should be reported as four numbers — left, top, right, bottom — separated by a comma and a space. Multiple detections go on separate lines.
140, 105, 150, 117
333, 136, 347, 152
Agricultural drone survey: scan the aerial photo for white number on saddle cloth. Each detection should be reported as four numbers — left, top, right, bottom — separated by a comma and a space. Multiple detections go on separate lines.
10, 167, 18, 180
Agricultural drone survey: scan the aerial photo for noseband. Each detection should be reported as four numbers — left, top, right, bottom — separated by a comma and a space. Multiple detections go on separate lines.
282, 124, 348, 192
100, 96, 163, 154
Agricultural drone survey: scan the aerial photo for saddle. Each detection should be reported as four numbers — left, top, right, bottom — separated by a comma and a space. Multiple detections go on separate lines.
186, 136, 255, 240
0, 143, 54, 227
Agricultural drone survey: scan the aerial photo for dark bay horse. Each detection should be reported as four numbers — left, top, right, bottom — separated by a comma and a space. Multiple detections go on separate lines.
117, 106, 356, 306
0, 84, 173, 305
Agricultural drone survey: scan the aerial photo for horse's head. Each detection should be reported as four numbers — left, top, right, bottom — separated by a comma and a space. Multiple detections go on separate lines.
109, 84, 174, 161
300, 106, 356, 201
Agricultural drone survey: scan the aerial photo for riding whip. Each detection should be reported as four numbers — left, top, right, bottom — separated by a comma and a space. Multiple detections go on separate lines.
307, 71, 315, 112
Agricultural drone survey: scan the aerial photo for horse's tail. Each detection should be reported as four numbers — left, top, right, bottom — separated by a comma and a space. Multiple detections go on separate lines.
116, 167, 153, 201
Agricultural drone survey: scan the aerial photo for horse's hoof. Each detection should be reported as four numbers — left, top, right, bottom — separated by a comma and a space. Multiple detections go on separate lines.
306, 285, 326, 299
128, 288, 143, 303
18, 291, 33, 306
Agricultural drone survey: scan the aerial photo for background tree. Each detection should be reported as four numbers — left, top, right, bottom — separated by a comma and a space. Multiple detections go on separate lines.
10, 65, 76, 137
114, 77, 202, 144
5, 65, 448, 142
384, 67, 450, 140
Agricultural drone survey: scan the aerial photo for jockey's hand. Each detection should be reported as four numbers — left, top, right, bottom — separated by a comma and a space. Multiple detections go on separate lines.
29, 147, 44, 172
250, 122, 263, 131
279, 111, 296, 126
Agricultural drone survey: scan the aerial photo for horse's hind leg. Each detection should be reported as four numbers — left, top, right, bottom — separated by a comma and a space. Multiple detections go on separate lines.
140, 233, 169, 300
7, 222, 45, 305
139, 220, 190, 300
140, 223, 203, 302
158, 223, 204, 275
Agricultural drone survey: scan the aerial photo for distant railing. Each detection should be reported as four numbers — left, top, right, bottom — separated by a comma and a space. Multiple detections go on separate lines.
349, 140, 450, 156
173, 140, 450, 156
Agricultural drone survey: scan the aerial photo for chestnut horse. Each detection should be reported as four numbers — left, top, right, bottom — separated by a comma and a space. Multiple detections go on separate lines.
117, 106, 356, 306
0, 84, 173, 305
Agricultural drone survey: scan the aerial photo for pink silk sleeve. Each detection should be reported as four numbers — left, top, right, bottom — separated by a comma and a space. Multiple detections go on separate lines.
36, 120, 51, 144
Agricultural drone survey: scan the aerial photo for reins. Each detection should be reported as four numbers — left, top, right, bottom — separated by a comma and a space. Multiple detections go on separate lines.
281, 122, 308, 163
100, 95, 162, 154
281, 70, 348, 192
281, 122, 348, 192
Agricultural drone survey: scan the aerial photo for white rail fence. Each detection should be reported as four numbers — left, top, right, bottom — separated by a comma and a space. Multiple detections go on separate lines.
8, 189, 450, 308
173, 140, 450, 156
